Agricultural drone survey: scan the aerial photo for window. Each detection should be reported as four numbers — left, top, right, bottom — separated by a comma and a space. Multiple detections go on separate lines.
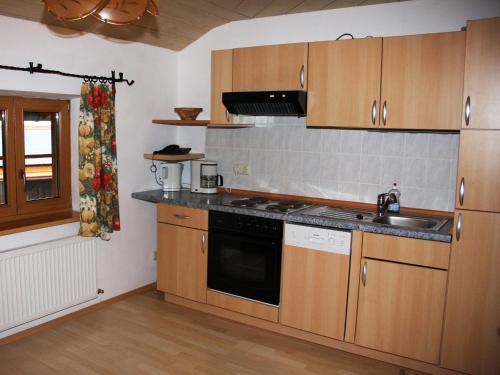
0, 97, 71, 223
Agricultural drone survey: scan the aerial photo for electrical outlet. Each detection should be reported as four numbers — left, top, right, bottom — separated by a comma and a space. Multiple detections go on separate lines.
233, 163, 250, 176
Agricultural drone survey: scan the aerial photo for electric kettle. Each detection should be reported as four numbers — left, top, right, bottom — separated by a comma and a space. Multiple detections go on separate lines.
160, 163, 183, 192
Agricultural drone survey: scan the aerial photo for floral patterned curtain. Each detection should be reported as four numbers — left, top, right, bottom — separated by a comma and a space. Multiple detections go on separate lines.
79, 82, 120, 240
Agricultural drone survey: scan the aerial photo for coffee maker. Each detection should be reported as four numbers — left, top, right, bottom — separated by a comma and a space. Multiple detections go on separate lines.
190, 160, 223, 194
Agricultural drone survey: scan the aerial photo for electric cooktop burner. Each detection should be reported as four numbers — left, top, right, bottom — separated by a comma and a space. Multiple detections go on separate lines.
265, 201, 307, 212
229, 197, 270, 207
225, 197, 310, 213
230, 199, 258, 208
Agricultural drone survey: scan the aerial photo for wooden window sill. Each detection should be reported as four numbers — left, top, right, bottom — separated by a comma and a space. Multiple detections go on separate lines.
0, 211, 79, 237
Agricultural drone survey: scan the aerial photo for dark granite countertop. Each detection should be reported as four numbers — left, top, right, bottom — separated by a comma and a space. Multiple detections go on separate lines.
132, 189, 452, 243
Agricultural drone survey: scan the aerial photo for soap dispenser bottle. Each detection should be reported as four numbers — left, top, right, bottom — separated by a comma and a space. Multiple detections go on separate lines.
387, 183, 401, 213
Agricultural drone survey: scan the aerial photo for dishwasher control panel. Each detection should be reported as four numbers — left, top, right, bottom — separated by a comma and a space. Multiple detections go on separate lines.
284, 223, 351, 255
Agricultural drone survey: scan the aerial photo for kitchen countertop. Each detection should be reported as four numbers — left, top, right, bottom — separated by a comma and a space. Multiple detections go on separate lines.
132, 189, 452, 243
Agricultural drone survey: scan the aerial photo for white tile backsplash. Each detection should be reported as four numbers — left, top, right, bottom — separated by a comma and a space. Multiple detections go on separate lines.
206, 117, 459, 211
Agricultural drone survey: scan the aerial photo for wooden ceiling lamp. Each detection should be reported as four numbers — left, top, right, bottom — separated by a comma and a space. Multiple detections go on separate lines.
44, 0, 159, 24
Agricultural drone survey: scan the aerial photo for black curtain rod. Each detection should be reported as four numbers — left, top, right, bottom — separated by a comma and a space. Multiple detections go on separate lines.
0, 62, 134, 86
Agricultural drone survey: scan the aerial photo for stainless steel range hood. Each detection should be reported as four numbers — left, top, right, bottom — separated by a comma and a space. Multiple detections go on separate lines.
222, 91, 307, 117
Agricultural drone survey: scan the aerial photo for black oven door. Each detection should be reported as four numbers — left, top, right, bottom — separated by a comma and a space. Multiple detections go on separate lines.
207, 229, 282, 305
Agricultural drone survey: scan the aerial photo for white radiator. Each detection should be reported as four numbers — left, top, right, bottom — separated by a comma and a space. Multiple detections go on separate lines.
0, 236, 97, 332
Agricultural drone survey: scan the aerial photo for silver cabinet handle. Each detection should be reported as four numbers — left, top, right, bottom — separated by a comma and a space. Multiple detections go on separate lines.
456, 213, 462, 241
459, 178, 465, 206
174, 214, 190, 220
382, 100, 387, 126
361, 261, 367, 286
201, 233, 206, 254
225, 109, 229, 123
371, 100, 377, 125
299, 65, 305, 88
465, 96, 471, 126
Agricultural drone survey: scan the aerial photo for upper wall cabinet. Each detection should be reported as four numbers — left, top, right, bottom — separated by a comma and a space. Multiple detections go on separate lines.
381, 32, 465, 130
462, 18, 500, 129
211, 49, 233, 125
232, 43, 308, 92
307, 38, 382, 128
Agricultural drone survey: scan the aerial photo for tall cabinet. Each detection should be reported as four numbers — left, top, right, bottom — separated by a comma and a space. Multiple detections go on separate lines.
441, 17, 500, 375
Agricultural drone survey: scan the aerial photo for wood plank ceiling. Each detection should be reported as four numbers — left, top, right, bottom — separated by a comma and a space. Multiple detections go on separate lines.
0, 0, 406, 51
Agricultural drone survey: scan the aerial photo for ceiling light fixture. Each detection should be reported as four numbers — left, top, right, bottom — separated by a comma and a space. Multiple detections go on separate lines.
44, 0, 159, 25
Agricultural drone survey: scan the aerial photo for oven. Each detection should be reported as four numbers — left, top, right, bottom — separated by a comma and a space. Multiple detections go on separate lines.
207, 210, 283, 306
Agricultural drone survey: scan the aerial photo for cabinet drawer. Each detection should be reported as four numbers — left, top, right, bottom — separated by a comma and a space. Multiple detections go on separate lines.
362, 233, 450, 269
157, 204, 208, 230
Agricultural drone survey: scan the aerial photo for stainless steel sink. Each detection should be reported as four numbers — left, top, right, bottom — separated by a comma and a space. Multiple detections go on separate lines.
372, 215, 448, 231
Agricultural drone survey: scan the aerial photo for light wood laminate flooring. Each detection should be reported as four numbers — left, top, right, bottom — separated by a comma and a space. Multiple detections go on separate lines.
0, 291, 423, 375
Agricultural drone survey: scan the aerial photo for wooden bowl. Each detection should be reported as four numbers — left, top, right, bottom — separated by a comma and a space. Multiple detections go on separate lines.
175, 107, 203, 121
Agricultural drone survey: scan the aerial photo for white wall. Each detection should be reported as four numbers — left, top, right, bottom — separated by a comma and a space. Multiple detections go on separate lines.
177, 0, 500, 151
0, 15, 178, 337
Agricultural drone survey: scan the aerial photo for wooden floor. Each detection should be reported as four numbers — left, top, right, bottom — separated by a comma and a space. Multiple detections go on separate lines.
0, 291, 423, 375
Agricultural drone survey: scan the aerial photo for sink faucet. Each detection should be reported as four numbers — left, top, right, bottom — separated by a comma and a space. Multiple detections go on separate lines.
377, 193, 397, 216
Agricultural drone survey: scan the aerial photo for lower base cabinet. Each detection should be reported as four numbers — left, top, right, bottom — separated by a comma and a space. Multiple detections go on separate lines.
157, 223, 208, 303
355, 258, 447, 364
440, 210, 500, 374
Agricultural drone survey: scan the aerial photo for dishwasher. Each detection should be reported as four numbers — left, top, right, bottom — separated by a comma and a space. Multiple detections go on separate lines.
280, 223, 352, 340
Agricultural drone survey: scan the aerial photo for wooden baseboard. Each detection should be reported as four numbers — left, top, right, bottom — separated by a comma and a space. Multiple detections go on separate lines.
164, 293, 462, 375
0, 282, 156, 346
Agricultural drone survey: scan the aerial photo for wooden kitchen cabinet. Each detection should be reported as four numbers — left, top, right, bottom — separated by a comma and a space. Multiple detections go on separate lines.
362, 232, 450, 269
280, 243, 350, 340
456, 130, 500, 212
210, 49, 233, 125
307, 38, 382, 128
232, 43, 308, 92
462, 17, 500, 129
441, 210, 500, 374
157, 223, 207, 303
355, 258, 447, 364
157, 204, 208, 303
380, 31, 465, 130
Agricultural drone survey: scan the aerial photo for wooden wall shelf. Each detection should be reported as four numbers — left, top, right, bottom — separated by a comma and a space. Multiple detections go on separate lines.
144, 153, 205, 161
207, 124, 254, 128
152, 119, 209, 126
152, 119, 255, 129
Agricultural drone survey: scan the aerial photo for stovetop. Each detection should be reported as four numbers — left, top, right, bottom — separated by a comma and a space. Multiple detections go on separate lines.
223, 196, 312, 213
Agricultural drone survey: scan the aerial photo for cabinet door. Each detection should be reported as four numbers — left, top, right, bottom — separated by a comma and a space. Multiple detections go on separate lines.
441, 210, 500, 374
456, 130, 500, 212
232, 43, 308, 92
210, 49, 233, 125
157, 223, 207, 303
307, 38, 382, 128
462, 18, 500, 129
355, 259, 447, 364
381, 32, 465, 130
280, 245, 349, 340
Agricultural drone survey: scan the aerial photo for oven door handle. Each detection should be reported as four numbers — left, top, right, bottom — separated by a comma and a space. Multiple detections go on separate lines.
201, 233, 206, 254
